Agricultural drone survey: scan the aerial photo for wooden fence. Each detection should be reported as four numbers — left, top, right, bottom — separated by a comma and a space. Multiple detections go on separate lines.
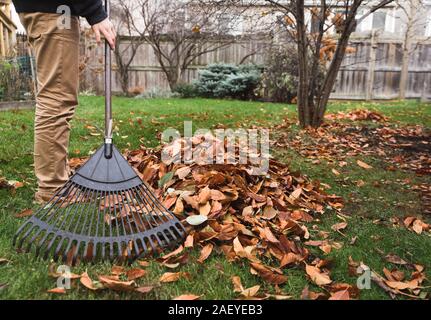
332, 35, 431, 100
80, 36, 269, 94
0, 0, 16, 57
65, 34, 431, 100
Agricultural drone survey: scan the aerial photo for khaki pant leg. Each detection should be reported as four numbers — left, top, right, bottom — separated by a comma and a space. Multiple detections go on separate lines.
19, 13, 80, 200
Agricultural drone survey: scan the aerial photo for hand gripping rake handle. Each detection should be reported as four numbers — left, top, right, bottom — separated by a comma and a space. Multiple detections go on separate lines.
104, 0, 113, 159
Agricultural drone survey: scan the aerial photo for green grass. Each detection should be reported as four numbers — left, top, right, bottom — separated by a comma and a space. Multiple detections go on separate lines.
0, 97, 430, 300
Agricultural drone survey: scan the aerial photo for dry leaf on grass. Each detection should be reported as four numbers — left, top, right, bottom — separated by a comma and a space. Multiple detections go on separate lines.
232, 276, 244, 293
329, 289, 350, 300
159, 272, 191, 283
98, 276, 136, 292
47, 287, 67, 294
135, 286, 155, 294
250, 262, 288, 285
305, 265, 332, 286
197, 244, 214, 264
357, 160, 373, 170
137, 261, 150, 268
14, 209, 33, 218
331, 222, 348, 233
80, 272, 103, 291
126, 268, 147, 281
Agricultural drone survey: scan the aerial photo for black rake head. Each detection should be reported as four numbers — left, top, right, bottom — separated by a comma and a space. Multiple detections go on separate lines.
13, 145, 186, 265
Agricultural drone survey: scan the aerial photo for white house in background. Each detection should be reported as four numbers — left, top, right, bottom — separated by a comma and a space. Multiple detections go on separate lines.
355, 0, 431, 37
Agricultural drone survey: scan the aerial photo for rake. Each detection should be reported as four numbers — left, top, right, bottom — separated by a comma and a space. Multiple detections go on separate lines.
13, 0, 186, 265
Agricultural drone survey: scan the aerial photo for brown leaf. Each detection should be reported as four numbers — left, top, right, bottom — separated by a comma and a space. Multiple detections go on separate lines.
290, 188, 303, 200
357, 160, 373, 170
263, 206, 278, 220
173, 198, 184, 215
280, 253, 303, 267
240, 285, 261, 299
0, 258, 11, 265
159, 272, 190, 283
111, 265, 125, 276
329, 289, 350, 300
385, 254, 408, 266
176, 167, 191, 179
198, 186, 212, 204
232, 276, 244, 293
404, 216, 416, 228
385, 280, 419, 291
250, 262, 288, 285
161, 246, 184, 261
199, 202, 211, 216
98, 275, 136, 292
300, 286, 326, 300
127, 268, 147, 281
305, 265, 332, 286
135, 286, 155, 294
80, 272, 102, 291
242, 206, 254, 217
14, 209, 33, 218
262, 227, 279, 243
210, 190, 226, 201
331, 222, 348, 232
137, 261, 150, 268
184, 234, 194, 248
197, 243, 214, 264
47, 287, 67, 294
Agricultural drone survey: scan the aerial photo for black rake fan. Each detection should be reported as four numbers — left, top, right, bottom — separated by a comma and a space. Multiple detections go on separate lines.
13, 0, 186, 265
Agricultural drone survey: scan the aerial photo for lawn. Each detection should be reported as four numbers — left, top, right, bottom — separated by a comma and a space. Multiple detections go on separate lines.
0, 96, 430, 300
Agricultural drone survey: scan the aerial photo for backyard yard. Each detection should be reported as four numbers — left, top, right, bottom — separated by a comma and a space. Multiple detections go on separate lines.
0, 96, 430, 300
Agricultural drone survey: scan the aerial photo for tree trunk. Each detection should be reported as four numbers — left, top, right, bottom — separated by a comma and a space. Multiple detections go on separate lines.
296, 0, 311, 128
399, 0, 417, 100
311, 18, 357, 127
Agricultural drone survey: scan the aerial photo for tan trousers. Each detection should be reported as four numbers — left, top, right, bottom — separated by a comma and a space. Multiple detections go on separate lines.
19, 13, 80, 202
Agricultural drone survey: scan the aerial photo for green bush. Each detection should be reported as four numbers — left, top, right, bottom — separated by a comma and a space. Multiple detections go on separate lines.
259, 45, 325, 103
173, 83, 199, 98
194, 63, 262, 100
258, 46, 298, 103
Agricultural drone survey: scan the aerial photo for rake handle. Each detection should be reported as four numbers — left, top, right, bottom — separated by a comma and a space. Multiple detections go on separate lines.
104, 0, 113, 159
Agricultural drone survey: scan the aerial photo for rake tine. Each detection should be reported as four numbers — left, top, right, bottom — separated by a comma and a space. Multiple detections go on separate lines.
14, 146, 186, 263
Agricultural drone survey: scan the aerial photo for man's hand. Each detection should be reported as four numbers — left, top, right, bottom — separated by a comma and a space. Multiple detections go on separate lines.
92, 18, 116, 49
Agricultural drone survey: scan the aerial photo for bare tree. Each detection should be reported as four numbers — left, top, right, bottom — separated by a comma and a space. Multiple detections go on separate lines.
395, 0, 429, 99
111, 1, 147, 95
128, 0, 261, 90
266, 0, 395, 128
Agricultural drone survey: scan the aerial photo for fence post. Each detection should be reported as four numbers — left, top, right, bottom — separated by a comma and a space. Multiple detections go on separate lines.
366, 30, 377, 101
421, 77, 429, 102
0, 23, 5, 56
